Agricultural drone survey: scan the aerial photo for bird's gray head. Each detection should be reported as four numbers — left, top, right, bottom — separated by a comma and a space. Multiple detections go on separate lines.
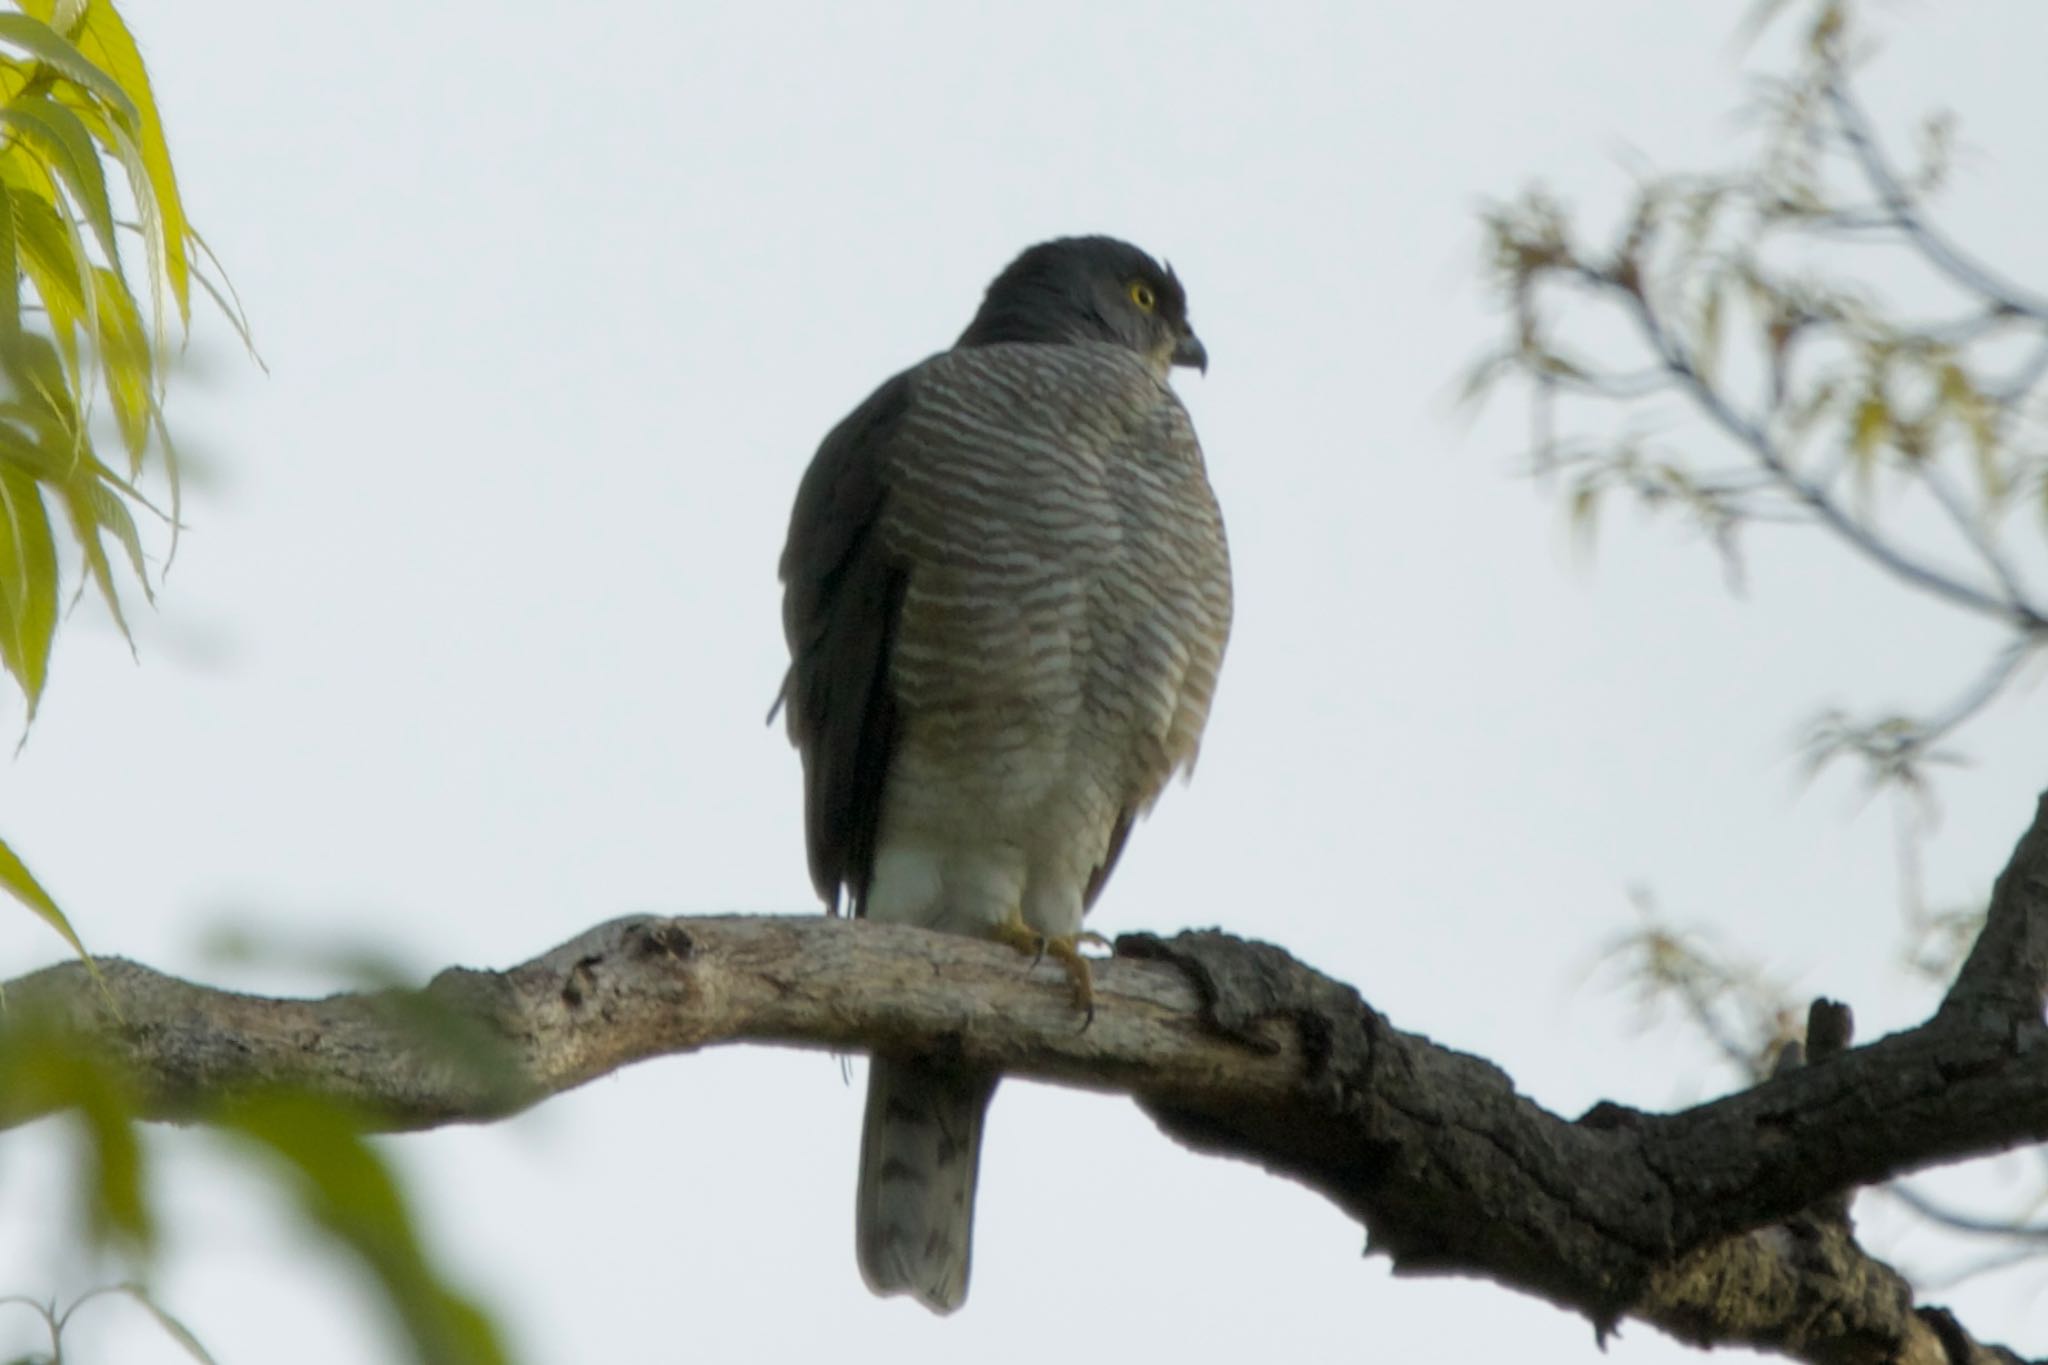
956, 235, 1207, 379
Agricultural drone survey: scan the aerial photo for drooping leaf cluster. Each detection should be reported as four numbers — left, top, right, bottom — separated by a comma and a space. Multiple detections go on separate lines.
0, 0, 256, 983
0, 0, 226, 714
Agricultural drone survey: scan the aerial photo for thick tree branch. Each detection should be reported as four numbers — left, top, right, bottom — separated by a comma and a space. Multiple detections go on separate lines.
1942, 790, 2048, 1029
0, 916, 1306, 1132
6, 794, 2048, 1363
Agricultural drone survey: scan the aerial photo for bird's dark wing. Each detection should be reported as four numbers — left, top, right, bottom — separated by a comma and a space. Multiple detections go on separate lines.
1082, 807, 1135, 911
777, 370, 915, 915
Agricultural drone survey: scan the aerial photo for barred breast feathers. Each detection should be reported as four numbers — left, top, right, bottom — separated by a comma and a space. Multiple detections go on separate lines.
875, 341, 1231, 811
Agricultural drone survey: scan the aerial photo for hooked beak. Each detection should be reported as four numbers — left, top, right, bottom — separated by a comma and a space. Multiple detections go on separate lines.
1171, 330, 1209, 374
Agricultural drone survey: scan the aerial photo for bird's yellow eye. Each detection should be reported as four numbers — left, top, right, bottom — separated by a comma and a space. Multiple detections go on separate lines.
1127, 280, 1157, 312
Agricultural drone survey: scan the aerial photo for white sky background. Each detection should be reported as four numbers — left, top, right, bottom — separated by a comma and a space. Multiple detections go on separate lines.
1, 1, 2045, 1361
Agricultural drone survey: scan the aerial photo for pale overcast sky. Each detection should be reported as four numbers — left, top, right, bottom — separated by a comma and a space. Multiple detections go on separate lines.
2, 3, 2045, 1362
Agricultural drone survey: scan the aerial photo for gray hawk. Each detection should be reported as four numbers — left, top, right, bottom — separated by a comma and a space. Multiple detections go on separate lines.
776, 235, 1232, 1313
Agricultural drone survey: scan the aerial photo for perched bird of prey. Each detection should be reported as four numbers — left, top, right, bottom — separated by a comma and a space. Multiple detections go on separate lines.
776, 235, 1232, 1314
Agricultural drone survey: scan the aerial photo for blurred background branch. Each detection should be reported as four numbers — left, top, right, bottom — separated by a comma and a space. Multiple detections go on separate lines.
1479, 0, 2048, 1293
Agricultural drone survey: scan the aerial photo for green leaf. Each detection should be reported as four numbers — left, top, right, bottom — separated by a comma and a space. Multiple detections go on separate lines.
0, 389, 81, 479
9, 181, 91, 384
1935, 360, 2003, 500
23, 0, 192, 322
223, 1095, 515, 1365
0, 181, 20, 357
0, 833, 81, 953
12, 332, 82, 432
0, 111, 61, 205
153, 403, 181, 563
1849, 394, 1889, 464
0, 1024, 150, 1248
58, 475, 130, 641
1935, 360, 1970, 407
187, 227, 261, 367
0, 95, 120, 276
73, 1063, 149, 1245
0, 12, 136, 128
62, 87, 169, 374
89, 263, 151, 467
0, 419, 60, 481
0, 465, 56, 708
78, 469, 149, 593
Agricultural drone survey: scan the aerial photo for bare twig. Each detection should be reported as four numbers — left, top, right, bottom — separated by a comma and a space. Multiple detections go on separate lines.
1886, 1184, 2048, 1245
1611, 272, 2043, 631
1824, 81, 2048, 322
1917, 462, 2029, 608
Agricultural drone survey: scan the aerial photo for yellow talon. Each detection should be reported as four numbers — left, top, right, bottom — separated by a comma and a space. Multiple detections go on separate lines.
988, 916, 1102, 1024
989, 915, 1045, 959
1040, 935, 1096, 1023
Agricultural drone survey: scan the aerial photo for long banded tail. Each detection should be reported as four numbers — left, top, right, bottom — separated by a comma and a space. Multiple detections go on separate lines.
855, 1055, 998, 1314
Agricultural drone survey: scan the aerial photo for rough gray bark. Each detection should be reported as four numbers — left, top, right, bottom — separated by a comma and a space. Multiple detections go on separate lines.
5, 793, 2047, 1364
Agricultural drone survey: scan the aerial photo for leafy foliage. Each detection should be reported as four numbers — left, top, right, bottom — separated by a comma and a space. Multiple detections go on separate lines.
0, 0, 220, 713
0, 0, 256, 959
1471, 0, 2047, 795
0, 6, 514, 1360
1480, 0, 2048, 1280
0, 1006, 517, 1365
0, 1018, 150, 1253
221, 1094, 513, 1365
